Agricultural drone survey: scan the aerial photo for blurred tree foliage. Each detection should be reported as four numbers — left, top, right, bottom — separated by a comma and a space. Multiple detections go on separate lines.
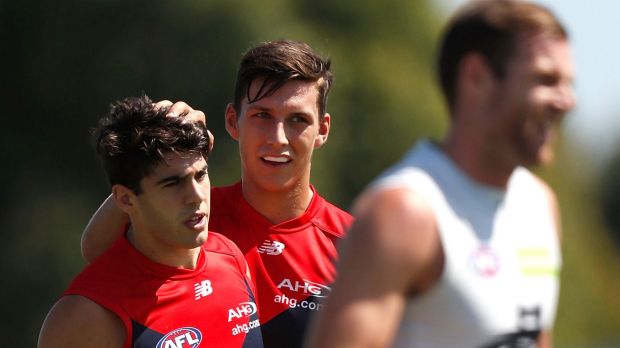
1, 0, 618, 346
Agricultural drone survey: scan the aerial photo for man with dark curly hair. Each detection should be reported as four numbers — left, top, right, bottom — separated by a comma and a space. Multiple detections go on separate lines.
38, 96, 263, 348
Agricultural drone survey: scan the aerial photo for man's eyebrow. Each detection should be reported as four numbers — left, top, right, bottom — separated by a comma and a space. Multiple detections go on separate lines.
155, 164, 208, 185
246, 104, 272, 112
155, 174, 181, 186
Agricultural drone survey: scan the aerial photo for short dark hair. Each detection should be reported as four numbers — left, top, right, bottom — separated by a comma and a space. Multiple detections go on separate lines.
438, 0, 568, 110
233, 39, 333, 118
93, 95, 211, 194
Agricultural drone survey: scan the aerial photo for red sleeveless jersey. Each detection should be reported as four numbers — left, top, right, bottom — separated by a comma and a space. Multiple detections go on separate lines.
65, 232, 263, 348
210, 182, 353, 347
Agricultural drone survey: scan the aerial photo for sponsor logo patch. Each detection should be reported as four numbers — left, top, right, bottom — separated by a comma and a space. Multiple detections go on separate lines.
277, 278, 331, 298
517, 248, 559, 276
231, 318, 261, 336
227, 301, 258, 322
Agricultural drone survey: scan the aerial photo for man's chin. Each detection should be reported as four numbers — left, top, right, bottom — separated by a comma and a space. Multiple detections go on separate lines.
195, 231, 209, 245
523, 146, 555, 168
182, 230, 209, 248
253, 177, 298, 193
537, 144, 556, 165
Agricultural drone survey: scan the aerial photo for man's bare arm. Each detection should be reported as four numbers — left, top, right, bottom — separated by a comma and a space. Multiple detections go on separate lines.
38, 295, 125, 348
81, 194, 128, 262
305, 187, 443, 348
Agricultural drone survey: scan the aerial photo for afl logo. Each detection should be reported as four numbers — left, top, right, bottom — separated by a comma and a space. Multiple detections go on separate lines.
156, 327, 202, 348
469, 245, 500, 277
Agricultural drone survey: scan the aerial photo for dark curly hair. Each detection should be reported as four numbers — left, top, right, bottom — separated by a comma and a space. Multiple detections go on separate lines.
93, 95, 211, 194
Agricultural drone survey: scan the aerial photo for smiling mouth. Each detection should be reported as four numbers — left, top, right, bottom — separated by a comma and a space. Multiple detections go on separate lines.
262, 155, 291, 164
537, 120, 556, 140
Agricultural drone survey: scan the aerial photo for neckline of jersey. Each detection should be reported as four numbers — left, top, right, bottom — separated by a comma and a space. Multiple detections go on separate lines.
117, 235, 208, 279
232, 181, 323, 233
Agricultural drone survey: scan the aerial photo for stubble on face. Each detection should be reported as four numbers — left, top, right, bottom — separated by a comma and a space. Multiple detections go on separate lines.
490, 35, 575, 169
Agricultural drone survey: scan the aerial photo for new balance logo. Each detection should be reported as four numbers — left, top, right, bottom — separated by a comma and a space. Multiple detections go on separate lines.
194, 279, 213, 300
258, 240, 285, 255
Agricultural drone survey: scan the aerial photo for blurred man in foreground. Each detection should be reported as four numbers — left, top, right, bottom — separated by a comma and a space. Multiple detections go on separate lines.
307, 1, 575, 347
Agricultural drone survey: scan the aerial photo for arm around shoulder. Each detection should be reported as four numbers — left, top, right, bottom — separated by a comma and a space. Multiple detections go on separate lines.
305, 187, 443, 348
81, 194, 130, 262
38, 295, 125, 348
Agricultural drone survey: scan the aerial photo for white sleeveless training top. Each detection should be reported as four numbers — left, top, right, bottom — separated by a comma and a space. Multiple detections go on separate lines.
369, 140, 561, 348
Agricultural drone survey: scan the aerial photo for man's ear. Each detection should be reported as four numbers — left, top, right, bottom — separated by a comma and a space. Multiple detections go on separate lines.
112, 184, 136, 214
314, 113, 331, 148
225, 103, 240, 141
458, 52, 495, 100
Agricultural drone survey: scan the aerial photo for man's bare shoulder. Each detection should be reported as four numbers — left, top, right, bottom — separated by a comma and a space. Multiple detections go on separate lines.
350, 187, 443, 292
353, 186, 437, 237
38, 295, 125, 348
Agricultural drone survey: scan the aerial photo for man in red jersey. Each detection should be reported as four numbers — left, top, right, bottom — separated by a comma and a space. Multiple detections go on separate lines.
38, 96, 262, 348
80, 40, 353, 347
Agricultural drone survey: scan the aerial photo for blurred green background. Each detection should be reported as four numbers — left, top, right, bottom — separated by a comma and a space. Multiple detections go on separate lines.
2, 0, 620, 346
